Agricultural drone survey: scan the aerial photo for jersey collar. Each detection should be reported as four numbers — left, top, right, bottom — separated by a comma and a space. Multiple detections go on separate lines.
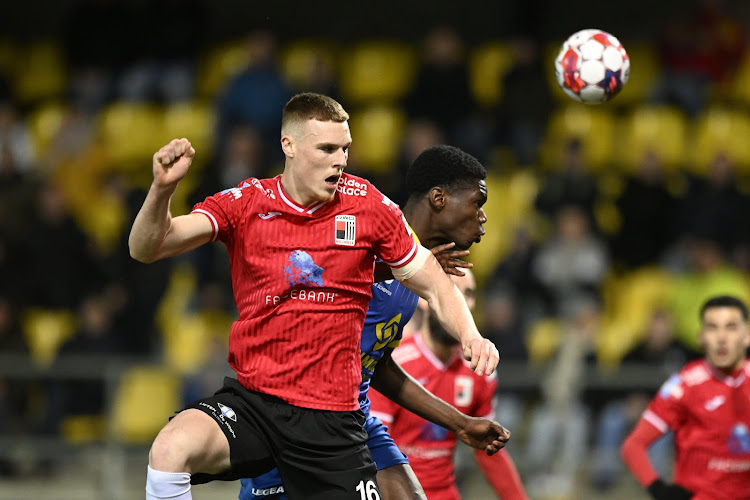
276, 178, 328, 215
414, 332, 462, 371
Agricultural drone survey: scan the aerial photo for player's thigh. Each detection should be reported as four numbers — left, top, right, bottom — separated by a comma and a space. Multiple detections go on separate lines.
376, 464, 426, 500
150, 408, 230, 474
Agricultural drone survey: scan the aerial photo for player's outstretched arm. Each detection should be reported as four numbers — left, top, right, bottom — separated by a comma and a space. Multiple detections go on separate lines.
373, 242, 472, 282
395, 246, 499, 376
371, 351, 509, 455
129, 138, 213, 263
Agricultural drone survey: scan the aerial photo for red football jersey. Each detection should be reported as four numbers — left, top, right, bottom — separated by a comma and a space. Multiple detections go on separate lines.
192, 174, 417, 411
369, 333, 497, 500
644, 359, 750, 500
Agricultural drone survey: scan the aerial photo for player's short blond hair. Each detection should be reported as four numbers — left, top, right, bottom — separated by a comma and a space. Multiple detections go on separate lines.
281, 93, 349, 137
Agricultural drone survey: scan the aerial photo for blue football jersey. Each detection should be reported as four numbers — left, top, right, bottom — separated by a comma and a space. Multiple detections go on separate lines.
358, 277, 419, 417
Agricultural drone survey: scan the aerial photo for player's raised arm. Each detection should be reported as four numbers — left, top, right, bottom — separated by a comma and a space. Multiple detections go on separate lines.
129, 138, 213, 263
394, 246, 499, 376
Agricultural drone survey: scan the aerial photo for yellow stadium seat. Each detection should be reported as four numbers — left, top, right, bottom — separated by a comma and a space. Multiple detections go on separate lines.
162, 100, 216, 163
13, 41, 67, 105
728, 52, 750, 106
348, 105, 406, 174
687, 106, 750, 175
62, 414, 106, 444
196, 39, 252, 98
339, 41, 417, 104
110, 365, 181, 444
22, 308, 77, 367
27, 101, 68, 158
469, 41, 515, 108
280, 39, 339, 91
616, 105, 689, 174
613, 42, 660, 107
96, 102, 164, 169
540, 104, 616, 171
526, 318, 562, 365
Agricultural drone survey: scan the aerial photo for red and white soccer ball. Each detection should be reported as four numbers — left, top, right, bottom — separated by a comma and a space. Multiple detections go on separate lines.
554, 29, 630, 104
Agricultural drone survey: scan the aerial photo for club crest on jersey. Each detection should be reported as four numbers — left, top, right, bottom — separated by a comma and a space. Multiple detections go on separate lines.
455, 376, 474, 406
335, 215, 356, 246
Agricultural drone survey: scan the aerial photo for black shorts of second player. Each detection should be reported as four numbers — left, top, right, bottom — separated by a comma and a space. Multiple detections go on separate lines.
185, 377, 380, 500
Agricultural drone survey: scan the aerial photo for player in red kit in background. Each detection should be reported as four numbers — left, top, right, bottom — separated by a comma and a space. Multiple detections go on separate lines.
129, 93, 499, 500
369, 268, 529, 500
621, 295, 750, 500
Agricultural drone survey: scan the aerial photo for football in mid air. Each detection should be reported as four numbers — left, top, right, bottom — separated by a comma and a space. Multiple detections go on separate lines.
554, 29, 630, 104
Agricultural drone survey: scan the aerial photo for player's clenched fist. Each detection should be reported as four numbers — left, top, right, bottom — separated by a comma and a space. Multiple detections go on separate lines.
152, 138, 195, 187
463, 337, 499, 376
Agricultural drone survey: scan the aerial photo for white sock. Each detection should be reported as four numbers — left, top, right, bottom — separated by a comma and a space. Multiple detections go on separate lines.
146, 465, 192, 499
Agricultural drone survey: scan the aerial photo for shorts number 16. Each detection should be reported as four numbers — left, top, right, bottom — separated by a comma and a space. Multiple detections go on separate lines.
355, 480, 380, 500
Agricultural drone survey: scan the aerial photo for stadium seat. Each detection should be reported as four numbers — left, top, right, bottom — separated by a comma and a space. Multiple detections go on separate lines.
22, 308, 77, 367
162, 100, 216, 164
469, 41, 515, 108
196, 38, 252, 98
12, 41, 67, 105
339, 40, 417, 105
727, 52, 750, 106
27, 101, 68, 158
597, 267, 674, 366
61, 414, 106, 444
110, 365, 181, 444
280, 39, 339, 91
96, 102, 165, 170
468, 170, 541, 286
347, 104, 406, 174
612, 41, 660, 107
526, 318, 562, 365
540, 104, 617, 172
687, 106, 750, 176
616, 105, 689, 174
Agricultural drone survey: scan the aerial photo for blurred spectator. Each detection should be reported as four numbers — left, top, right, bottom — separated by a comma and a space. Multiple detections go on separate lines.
116, 0, 205, 103
17, 180, 106, 309
403, 26, 489, 160
524, 297, 600, 499
667, 236, 750, 351
673, 152, 750, 260
215, 30, 293, 155
589, 308, 696, 490
532, 205, 609, 317
651, 0, 747, 116
0, 100, 36, 175
610, 150, 680, 269
534, 138, 599, 230
494, 37, 554, 167
0, 297, 26, 475
488, 225, 548, 324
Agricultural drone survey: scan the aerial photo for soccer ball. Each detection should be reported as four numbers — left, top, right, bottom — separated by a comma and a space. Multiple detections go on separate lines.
554, 29, 630, 104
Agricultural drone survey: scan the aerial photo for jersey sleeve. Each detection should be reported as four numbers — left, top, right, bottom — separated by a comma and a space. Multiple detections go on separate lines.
191, 180, 255, 243
643, 372, 688, 433
368, 387, 399, 425
367, 188, 418, 269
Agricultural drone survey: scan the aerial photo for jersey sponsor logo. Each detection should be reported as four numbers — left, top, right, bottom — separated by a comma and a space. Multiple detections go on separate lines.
283, 250, 325, 287
337, 177, 368, 197
455, 376, 474, 406
704, 395, 726, 411
257, 211, 282, 220
198, 402, 236, 438
218, 402, 237, 422
220, 186, 244, 200
251, 178, 276, 199
728, 423, 750, 454
335, 215, 356, 246
659, 374, 684, 400
708, 457, 750, 472
420, 421, 450, 442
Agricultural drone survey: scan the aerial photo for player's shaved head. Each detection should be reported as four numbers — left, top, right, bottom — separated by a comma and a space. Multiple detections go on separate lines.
405, 145, 486, 201
281, 93, 349, 138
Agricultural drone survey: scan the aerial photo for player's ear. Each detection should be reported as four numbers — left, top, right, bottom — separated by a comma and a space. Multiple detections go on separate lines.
281, 135, 295, 158
429, 187, 446, 211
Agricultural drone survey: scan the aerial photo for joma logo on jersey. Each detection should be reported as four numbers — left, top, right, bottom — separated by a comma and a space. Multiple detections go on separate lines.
335, 215, 356, 246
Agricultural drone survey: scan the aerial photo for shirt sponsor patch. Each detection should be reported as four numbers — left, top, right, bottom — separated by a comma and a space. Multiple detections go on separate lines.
335, 215, 356, 246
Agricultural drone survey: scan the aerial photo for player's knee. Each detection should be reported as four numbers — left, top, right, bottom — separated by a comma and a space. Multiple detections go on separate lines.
149, 424, 192, 472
